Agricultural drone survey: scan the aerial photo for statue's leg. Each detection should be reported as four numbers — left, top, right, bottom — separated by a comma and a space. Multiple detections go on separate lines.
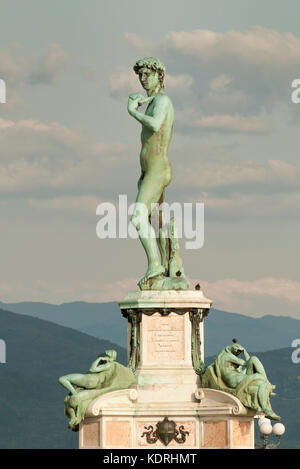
64, 395, 80, 430
245, 356, 268, 378
156, 190, 169, 273
257, 383, 280, 420
59, 373, 99, 395
131, 173, 166, 285
257, 383, 269, 410
68, 408, 78, 429
69, 385, 125, 427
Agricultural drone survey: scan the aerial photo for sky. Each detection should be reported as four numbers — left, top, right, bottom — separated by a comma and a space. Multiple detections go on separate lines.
0, 0, 300, 319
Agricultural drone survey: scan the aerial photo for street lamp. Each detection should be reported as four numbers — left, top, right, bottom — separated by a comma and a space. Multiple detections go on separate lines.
256, 417, 285, 449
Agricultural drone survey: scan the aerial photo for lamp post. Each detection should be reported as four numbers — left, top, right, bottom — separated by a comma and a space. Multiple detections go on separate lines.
256, 417, 285, 449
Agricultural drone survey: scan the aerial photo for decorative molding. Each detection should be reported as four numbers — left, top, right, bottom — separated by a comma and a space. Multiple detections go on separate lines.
141, 417, 189, 446
189, 309, 208, 375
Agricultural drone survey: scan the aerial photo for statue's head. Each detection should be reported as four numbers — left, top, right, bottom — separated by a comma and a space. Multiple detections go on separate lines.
229, 343, 244, 356
224, 341, 244, 356
98, 349, 117, 365
133, 57, 166, 93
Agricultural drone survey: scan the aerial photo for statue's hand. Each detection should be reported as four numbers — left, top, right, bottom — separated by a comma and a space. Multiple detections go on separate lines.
241, 347, 250, 361
128, 93, 143, 113
128, 93, 153, 114
128, 92, 144, 101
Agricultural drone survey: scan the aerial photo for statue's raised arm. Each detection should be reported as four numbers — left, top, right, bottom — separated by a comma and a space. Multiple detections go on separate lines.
58, 350, 135, 431
128, 92, 170, 132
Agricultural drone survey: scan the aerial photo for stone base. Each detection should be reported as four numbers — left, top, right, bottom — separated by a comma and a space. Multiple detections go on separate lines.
119, 289, 212, 378
133, 310, 200, 404
79, 290, 254, 449
139, 275, 189, 291
119, 289, 213, 310
79, 388, 255, 449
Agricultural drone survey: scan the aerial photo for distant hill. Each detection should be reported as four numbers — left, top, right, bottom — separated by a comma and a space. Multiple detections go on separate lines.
0, 308, 126, 449
0, 307, 299, 448
0, 300, 127, 350
1, 300, 299, 355
205, 309, 300, 357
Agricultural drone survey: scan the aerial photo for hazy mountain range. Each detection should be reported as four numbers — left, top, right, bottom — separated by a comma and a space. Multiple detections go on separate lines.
0, 300, 299, 356
0, 307, 299, 449
0, 307, 126, 449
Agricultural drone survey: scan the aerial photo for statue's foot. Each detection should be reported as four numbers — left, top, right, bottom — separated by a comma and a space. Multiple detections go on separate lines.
68, 421, 79, 432
68, 417, 78, 430
263, 409, 281, 421
270, 384, 276, 396
138, 264, 165, 287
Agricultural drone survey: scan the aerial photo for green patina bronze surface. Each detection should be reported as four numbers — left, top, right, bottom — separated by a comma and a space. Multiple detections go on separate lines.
127, 310, 141, 372
128, 57, 188, 291
58, 350, 135, 431
201, 342, 280, 420
189, 309, 207, 375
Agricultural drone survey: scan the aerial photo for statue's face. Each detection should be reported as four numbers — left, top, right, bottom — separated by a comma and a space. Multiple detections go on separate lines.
138, 67, 160, 92
97, 351, 113, 365
98, 355, 109, 365
231, 344, 243, 356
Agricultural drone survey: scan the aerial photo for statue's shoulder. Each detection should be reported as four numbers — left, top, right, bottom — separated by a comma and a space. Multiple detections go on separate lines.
153, 92, 172, 106
216, 348, 228, 360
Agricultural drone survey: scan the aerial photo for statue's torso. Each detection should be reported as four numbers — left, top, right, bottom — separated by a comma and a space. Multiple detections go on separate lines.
219, 353, 245, 388
140, 93, 173, 181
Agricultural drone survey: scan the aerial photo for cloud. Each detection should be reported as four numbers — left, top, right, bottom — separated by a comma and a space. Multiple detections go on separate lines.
0, 277, 138, 304
27, 195, 102, 214
0, 45, 27, 110
176, 159, 300, 191
27, 44, 70, 85
108, 69, 137, 95
0, 112, 289, 216
124, 33, 155, 54
108, 69, 193, 97
198, 277, 300, 318
170, 157, 300, 219
0, 117, 122, 158
0, 117, 124, 196
0, 43, 71, 110
176, 112, 272, 133
165, 74, 193, 93
195, 115, 272, 133
1, 276, 298, 318
124, 27, 300, 116
81, 66, 97, 81
141, 27, 300, 70
1, 114, 296, 221
209, 74, 232, 92
202, 192, 300, 220
85, 277, 138, 302
0, 45, 24, 84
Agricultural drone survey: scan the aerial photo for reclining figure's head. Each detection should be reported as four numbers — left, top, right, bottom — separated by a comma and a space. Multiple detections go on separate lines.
229, 343, 244, 356
98, 349, 117, 365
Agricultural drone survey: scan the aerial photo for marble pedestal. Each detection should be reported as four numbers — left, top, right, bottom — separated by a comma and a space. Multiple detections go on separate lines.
120, 290, 211, 405
79, 290, 255, 449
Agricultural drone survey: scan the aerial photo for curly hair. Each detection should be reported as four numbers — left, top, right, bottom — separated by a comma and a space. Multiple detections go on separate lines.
133, 57, 166, 90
